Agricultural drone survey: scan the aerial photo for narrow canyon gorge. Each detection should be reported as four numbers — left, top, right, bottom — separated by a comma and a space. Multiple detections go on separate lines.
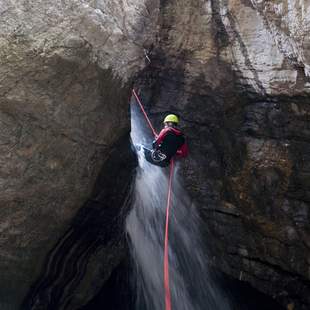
0, 0, 309, 309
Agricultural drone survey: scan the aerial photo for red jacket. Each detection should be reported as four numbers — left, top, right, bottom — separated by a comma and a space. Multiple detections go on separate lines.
155, 127, 189, 158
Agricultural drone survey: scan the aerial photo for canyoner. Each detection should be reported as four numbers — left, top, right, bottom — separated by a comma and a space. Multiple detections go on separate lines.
143, 114, 188, 167
132, 90, 189, 167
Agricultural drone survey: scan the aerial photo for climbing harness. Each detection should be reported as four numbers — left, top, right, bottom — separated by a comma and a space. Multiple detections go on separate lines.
132, 89, 173, 310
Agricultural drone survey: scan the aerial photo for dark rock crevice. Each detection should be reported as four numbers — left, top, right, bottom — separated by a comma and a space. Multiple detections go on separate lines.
22, 134, 137, 310
0, 1, 161, 306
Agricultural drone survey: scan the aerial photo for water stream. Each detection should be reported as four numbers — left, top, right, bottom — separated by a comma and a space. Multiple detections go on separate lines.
126, 101, 231, 310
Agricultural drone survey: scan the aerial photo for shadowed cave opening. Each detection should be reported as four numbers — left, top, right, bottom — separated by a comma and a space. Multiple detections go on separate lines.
81, 258, 284, 310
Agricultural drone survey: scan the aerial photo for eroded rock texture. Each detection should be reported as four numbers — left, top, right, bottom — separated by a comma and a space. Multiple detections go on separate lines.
0, 0, 158, 309
23, 134, 137, 310
136, 0, 310, 308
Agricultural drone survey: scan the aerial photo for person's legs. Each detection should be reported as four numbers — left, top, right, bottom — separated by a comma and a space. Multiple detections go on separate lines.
142, 147, 170, 167
143, 147, 154, 164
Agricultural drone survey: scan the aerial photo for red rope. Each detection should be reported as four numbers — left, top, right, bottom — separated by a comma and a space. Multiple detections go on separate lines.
164, 159, 174, 310
132, 89, 158, 137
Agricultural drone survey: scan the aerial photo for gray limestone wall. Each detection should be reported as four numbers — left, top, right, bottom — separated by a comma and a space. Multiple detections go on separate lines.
0, 1, 159, 308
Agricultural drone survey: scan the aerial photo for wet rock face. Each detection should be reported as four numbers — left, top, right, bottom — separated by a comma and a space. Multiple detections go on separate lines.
137, 0, 310, 308
23, 134, 137, 310
0, 1, 158, 309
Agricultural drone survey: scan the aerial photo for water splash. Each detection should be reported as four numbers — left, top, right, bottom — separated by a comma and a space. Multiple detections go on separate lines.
126, 101, 231, 310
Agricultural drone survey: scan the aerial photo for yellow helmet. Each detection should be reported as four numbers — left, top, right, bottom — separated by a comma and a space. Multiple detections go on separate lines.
163, 114, 179, 124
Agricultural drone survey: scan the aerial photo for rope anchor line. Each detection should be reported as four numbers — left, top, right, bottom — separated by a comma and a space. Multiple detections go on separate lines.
132, 89, 158, 137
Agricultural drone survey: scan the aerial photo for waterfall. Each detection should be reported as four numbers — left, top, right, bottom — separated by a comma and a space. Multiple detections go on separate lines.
126, 100, 231, 310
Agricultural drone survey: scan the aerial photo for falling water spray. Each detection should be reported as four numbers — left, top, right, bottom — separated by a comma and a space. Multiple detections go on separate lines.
126, 99, 231, 310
